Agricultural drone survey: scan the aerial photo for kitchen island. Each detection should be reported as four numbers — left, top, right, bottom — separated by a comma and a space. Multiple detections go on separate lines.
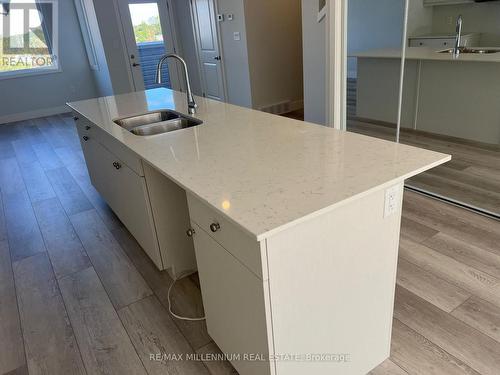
353, 47, 500, 144
68, 88, 449, 375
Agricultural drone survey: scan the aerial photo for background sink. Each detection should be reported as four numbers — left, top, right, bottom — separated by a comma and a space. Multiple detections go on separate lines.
439, 47, 500, 54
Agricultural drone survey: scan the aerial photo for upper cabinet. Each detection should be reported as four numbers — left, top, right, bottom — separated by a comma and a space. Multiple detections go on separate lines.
423, 0, 474, 5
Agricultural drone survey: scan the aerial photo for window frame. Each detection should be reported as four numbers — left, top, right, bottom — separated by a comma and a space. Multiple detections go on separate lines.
0, 0, 60, 79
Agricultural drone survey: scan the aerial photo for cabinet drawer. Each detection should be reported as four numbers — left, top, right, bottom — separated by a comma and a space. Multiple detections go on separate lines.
187, 193, 266, 279
409, 37, 454, 48
74, 115, 94, 136
83, 137, 163, 269
73, 114, 143, 176
192, 223, 273, 375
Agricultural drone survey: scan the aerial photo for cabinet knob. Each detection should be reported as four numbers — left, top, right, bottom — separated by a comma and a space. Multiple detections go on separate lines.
113, 161, 122, 170
82, 136, 89, 142
73, 116, 79, 121
85, 125, 91, 130
209, 222, 220, 233
186, 228, 195, 237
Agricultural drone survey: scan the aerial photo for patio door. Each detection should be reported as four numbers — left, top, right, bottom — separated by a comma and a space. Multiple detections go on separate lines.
118, 0, 179, 91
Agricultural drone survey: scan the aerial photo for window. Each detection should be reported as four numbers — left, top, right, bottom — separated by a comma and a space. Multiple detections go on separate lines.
0, 0, 59, 78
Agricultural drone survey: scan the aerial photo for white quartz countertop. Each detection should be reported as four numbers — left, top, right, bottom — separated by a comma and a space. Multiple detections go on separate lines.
68, 88, 449, 240
352, 47, 500, 63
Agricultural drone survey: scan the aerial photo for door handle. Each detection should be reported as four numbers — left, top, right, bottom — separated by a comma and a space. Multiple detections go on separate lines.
214, 56, 221, 61
132, 62, 141, 67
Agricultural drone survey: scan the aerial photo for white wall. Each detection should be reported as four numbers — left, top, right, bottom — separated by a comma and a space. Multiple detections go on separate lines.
172, 0, 202, 96
0, 0, 98, 120
301, 0, 326, 125
347, 0, 406, 78
217, 0, 253, 108
432, 2, 500, 46
243, 0, 303, 111
407, 0, 433, 37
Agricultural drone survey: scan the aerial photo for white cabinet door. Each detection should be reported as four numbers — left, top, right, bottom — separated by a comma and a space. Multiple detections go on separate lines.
82, 136, 163, 269
192, 223, 273, 375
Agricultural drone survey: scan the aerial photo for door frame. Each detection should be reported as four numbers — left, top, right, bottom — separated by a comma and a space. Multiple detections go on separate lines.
327, 0, 409, 135
189, 0, 228, 101
116, 0, 182, 92
326, 0, 347, 130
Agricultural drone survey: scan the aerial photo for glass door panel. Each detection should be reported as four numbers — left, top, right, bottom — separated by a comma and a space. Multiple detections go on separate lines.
128, 2, 170, 89
345, 0, 407, 143
402, 4, 500, 217
119, 0, 177, 91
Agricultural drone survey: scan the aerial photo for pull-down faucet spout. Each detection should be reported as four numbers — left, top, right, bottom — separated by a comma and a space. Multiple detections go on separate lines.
156, 54, 197, 115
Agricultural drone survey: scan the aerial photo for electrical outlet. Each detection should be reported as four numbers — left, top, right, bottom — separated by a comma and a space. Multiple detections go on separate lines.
384, 185, 399, 218
233, 32, 241, 41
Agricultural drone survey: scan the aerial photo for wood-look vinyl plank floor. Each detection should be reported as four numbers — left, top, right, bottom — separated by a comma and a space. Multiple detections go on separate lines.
0, 240, 25, 374
58, 267, 147, 375
0, 115, 499, 375
118, 295, 210, 375
13, 253, 87, 375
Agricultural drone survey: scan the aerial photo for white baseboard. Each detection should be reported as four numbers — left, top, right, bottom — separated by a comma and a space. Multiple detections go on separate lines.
259, 99, 304, 115
289, 99, 304, 112
0, 105, 70, 125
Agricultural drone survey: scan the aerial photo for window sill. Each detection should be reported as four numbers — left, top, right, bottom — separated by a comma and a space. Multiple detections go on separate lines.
0, 66, 62, 81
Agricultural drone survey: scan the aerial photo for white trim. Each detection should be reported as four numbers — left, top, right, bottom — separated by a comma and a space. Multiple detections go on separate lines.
0, 66, 61, 81
213, 0, 228, 101
257, 99, 304, 115
395, 0, 409, 143
74, 0, 99, 70
326, 0, 347, 129
113, 0, 136, 92
188, 0, 205, 95
0, 105, 69, 125
317, 6, 326, 22
163, 0, 183, 92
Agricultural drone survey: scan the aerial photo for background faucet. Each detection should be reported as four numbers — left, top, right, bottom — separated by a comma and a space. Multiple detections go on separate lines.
453, 15, 463, 58
156, 54, 197, 114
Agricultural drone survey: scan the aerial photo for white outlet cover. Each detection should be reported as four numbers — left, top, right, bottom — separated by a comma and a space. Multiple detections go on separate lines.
233, 32, 241, 41
384, 185, 400, 218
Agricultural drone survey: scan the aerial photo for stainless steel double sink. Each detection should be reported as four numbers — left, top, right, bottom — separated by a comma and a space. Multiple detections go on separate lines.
114, 110, 203, 136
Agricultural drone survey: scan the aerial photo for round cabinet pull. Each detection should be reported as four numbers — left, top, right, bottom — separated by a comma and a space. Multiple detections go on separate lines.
85, 125, 91, 130
73, 116, 79, 121
209, 222, 220, 233
82, 136, 89, 142
186, 228, 195, 237
113, 161, 122, 170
